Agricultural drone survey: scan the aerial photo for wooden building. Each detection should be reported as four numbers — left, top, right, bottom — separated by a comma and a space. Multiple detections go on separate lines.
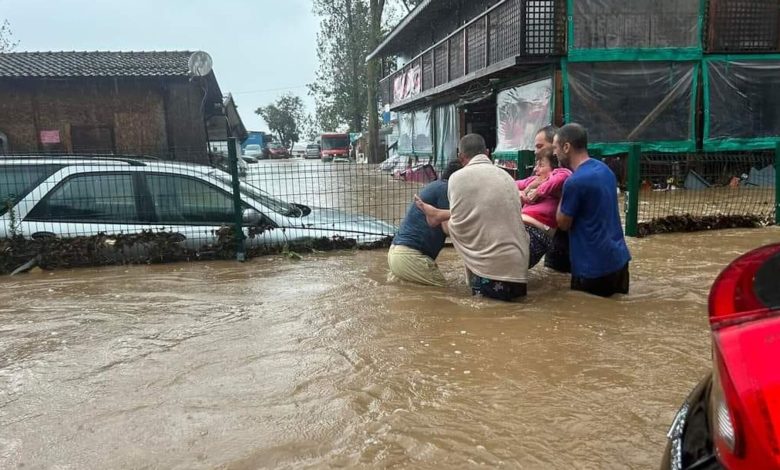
369, 0, 780, 172
0, 51, 246, 164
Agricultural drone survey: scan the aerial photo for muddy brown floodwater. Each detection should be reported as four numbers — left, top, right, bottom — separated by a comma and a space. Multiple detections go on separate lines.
1, 227, 778, 469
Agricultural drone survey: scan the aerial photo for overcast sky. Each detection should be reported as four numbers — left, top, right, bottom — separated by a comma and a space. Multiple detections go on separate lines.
1, 0, 320, 132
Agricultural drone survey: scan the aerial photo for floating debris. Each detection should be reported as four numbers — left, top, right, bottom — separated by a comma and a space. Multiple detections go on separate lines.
637, 214, 770, 238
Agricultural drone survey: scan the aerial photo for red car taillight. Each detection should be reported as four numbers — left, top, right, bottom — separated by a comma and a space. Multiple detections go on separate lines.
711, 347, 743, 457
708, 243, 780, 467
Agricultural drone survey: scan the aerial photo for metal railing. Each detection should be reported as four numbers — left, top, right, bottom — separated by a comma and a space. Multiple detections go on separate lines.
379, 0, 565, 107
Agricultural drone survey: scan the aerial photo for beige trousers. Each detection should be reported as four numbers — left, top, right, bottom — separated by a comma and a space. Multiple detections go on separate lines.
387, 245, 446, 287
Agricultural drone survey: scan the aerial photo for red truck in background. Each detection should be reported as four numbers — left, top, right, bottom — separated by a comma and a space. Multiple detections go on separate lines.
319, 133, 350, 163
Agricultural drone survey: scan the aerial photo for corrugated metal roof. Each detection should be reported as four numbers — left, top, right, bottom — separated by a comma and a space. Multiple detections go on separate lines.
0, 51, 197, 78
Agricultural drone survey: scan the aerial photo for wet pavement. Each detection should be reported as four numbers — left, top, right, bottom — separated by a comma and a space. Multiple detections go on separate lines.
0, 227, 778, 469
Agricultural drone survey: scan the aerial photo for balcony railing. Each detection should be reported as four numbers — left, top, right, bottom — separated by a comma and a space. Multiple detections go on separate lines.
380, 0, 566, 107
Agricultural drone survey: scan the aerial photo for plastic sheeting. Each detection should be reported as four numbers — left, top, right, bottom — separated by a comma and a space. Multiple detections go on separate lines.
434, 104, 459, 173
706, 59, 780, 148
397, 112, 415, 155
566, 61, 697, 151
413, 108, 433, 155
495, 78, 553, 153
572, 0, 700, 51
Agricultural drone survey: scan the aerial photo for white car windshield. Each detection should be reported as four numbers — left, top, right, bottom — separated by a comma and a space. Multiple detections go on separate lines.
245, 145, 260, 151
210, 172, 303, 217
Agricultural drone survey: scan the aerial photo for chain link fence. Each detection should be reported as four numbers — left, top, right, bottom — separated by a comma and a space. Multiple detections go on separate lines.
0, 143, 430, 273
624, 146, 779, 236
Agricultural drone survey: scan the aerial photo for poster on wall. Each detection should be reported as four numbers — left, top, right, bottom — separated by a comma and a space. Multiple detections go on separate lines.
393, 64, 422, 103
495, 78, 553, 154
39, 130, 61, 144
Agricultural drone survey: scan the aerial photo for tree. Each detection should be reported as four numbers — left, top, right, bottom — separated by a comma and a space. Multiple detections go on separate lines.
310, 0, 371, 133
255, 94, 305, 147
366, 0, 423, 162
310, 0, 423, 158
0, 20, 18, 52
300, 114, 318, 142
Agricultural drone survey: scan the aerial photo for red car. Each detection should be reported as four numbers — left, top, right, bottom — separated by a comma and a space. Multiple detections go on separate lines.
662, 243, 780, 470
267, 142, 290, 159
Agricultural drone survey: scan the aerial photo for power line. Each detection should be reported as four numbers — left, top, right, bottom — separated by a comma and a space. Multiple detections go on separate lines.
231, 84, 310, 95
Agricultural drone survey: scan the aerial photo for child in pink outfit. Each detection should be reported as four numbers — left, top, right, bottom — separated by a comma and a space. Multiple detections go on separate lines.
515, 151, 572, 267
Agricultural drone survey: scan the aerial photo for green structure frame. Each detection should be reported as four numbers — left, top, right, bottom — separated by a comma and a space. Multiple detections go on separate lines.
703, 54, 780, 152
566, 0, 705, 62
562, 60, 700, 156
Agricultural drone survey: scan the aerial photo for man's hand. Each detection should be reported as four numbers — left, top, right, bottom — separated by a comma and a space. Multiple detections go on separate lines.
556, 199, 572, 231
414, 194, 451, 228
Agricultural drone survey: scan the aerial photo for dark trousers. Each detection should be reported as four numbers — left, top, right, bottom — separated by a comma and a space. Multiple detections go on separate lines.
571, 263, 630, 298
469, 272, 527, 302
544, 230, 571, 273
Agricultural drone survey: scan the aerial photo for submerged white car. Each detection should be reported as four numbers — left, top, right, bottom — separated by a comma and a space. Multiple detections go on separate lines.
0, 157, 396, 250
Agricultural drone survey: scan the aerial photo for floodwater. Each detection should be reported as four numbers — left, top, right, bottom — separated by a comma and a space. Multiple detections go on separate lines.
1, 227, 778, 469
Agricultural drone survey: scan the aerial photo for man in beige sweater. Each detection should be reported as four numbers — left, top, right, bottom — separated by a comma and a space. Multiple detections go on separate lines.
415, 134, 530, 301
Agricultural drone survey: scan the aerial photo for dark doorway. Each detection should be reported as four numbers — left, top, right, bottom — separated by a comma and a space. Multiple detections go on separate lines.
463, 97, 497, 154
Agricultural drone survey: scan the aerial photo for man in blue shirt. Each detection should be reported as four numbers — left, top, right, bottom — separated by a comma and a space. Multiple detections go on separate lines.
388, 160, 462, 286
555, 123, 631, 297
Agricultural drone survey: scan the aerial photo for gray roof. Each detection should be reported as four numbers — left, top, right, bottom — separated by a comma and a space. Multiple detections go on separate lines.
0, 51, 198, 78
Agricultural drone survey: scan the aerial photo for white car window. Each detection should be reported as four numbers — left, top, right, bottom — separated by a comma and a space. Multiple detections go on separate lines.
145, 174, 243, 225
26, 173, 139, 222
1, 164, 63, 215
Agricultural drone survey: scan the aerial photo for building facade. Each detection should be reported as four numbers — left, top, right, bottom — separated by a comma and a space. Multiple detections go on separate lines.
0, 51, 246, 164
369, 0, 780, 175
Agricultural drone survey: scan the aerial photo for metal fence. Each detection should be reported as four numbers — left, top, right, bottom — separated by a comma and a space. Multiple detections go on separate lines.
0, 143, 427, 273
623, 146, 778, 236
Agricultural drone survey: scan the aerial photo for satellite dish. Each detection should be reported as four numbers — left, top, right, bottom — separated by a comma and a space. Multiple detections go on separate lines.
188, 51, 213, 77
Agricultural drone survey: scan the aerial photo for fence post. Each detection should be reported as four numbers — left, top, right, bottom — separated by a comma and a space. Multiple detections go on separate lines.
228, 137, 246, 262
517, 150, 534, 179
625, 144, 641, 237
776, 142, 780, 226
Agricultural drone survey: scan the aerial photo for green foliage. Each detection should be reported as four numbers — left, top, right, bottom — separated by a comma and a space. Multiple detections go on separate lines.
310, 0, 373, 133
255, 94, 305, 147
309, 1, 424, 137
4, 198, 20, 238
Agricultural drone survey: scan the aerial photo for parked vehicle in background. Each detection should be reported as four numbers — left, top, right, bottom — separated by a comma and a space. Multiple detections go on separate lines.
290, 142, 307, 158
267, 142, 291, 159
319, 133, 350, 163
243, 132, 271, 159
243, 144, 264, 162
305, 143, 321, 159
0, 156, 397, 252
661, 243, 780, 470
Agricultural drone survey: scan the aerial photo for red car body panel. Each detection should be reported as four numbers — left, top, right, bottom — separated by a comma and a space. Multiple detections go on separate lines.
708, 243, 780, 469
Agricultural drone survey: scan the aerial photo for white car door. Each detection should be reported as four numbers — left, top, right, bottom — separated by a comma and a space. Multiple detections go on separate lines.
17, 171, 155, 242
139, 171, 288, 250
